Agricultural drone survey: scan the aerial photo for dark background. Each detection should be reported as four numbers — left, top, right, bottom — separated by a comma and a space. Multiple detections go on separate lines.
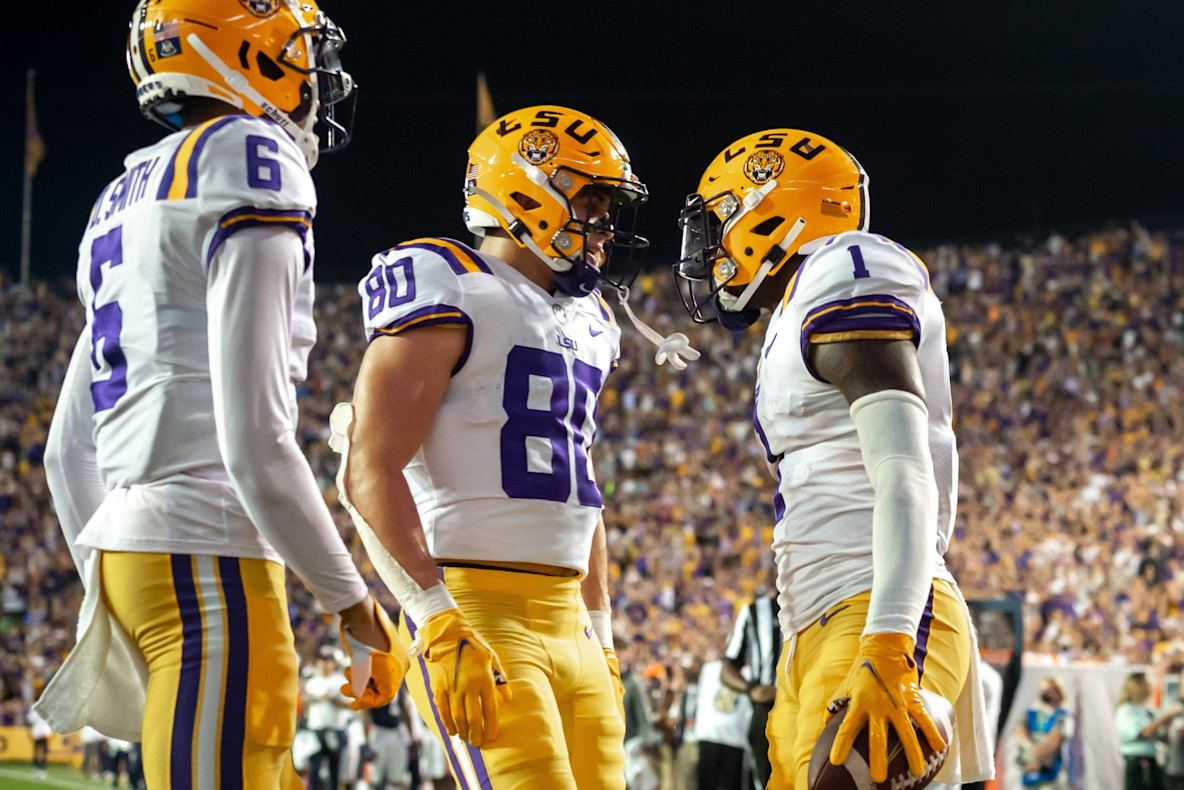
5, 1, 1184, 285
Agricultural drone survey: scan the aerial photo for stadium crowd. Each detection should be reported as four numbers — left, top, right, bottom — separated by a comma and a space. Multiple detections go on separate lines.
2, 221, 1183, 746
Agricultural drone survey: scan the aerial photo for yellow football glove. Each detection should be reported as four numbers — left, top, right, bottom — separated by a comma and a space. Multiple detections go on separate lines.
828, 632, 946, 783
417, 607, 511, 747
339, 600, 409, 711
605, 648, 626, 722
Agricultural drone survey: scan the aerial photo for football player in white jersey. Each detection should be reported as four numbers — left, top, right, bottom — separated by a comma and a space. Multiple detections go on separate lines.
38, 2, 406, 788
673, 130, 994, 789
329, 105, 661, 788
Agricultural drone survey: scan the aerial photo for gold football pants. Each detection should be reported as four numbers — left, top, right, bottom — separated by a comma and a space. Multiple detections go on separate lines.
102, 552, 302, 790
399, 566, 626, 789
767, 578, 973, 789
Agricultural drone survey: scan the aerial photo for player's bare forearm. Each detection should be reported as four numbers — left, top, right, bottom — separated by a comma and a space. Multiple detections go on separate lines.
348, 326, 465, 591
581, 516, 612, 614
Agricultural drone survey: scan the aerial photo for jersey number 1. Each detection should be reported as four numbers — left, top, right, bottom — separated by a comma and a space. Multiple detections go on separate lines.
848, 245, 870, 279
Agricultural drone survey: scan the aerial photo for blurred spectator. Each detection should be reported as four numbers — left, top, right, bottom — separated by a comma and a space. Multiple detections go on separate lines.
1116, 670, 1180, 790
369, 687, 414, 790
691, 659, 751, 790
720, 586, 779, 787
1015, 675, 1072, 788
28, 699, 50, 779
304, 649, 348, 790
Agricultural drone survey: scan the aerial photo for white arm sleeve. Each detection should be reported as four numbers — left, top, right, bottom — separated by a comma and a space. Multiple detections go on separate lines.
850, 389, 939, 636
207, 225, 368, 613
44, 326, 108, 578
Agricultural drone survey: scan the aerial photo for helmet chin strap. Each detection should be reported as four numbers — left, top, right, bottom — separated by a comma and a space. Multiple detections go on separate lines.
467, 183, 698, 370
186, 33, 320, 169
719, 216, 807, 314
613, 286, 701, 371
466, 185, 562, 270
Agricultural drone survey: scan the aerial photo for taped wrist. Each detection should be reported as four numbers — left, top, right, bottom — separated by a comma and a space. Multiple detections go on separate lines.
587, 610, 614, 650
849, 390, 938, 636
328, 402, 456, 636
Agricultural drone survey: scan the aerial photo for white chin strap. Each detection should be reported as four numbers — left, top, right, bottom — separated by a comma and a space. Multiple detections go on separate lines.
467, 182, 699, 370
187, 33, 321, 169
613, 286, 701, 371
467, 184, 564, 271
720, 215, 808, 314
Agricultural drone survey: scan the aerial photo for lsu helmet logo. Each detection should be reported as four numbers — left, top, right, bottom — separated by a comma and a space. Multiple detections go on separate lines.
239, 0, 280, 17
744, 150, 784, 184
519, 129, 560, 165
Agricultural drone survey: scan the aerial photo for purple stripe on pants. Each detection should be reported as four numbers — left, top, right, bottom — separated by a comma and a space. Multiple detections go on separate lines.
218, 556, 248, 790
170, 555, 201, 790
914, 585, 936, 681
404, 612, 471, 787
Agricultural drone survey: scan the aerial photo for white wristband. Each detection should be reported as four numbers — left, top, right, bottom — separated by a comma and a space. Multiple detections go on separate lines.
587, 610, 614, 650
401, 584, 457, 632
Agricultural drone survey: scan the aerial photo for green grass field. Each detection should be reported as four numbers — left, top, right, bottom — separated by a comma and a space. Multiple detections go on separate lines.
0, 763, 113, 789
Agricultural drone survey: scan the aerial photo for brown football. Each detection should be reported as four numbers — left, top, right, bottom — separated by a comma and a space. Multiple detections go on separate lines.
808, 689, 955, 790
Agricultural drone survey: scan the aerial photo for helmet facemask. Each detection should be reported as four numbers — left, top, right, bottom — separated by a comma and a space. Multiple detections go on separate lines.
277, 13, 356, 156
547, 169, 649, 297
675, 188, 804, 331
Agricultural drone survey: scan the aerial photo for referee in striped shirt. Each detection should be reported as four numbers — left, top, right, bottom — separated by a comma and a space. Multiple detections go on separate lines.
721, 589, 781, 788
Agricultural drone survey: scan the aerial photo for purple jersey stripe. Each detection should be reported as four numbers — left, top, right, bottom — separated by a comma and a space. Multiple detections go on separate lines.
370, 306, 474, 376
218, 557, 249, 790
396, 240, 488, 276
752, 390, 786, 522
403, 613, 472, 788
170, 554, 201, 790
800, 294, 918, 338
184, 116, 242, 200
914, 585, 936, 682
156, 139, 185, 201
799, 294, 921, 382
592, 290, 614, 323
439, 238, 493, 274
206, 206, 314, 269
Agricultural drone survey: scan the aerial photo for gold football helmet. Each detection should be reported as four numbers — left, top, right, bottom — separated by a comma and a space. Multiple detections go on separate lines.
464, 105, 649, 297
126, 0, 355, 168
675, 129, 869, 330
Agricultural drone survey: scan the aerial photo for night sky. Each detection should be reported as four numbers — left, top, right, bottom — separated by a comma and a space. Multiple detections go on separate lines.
6, 1, 1184, 285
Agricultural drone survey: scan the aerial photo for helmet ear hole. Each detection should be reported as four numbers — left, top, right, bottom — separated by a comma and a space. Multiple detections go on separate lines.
750, 216, 785, 237
256, 51, 285, 81
510, 192, 542, 211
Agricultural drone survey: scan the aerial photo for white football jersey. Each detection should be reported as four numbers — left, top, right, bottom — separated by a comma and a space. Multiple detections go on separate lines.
756, 230, 957, 637
73, 115, 316, 559
359, 238, 620, 573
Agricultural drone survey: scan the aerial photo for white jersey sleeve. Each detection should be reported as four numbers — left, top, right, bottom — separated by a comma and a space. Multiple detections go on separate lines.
360, 237, 479, 370
190, 115, 316, 269
758, 231, 956, 637
790, 233, 930, 378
